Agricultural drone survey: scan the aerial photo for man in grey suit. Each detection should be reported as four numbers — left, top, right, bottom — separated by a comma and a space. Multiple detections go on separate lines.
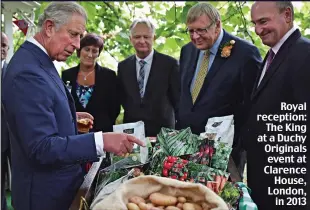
1, 31, 9, 210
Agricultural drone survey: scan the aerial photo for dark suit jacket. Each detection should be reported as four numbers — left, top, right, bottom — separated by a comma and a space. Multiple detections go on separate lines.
62, 63, 120, 132
243, 29, 310, 210
118, 50, 180, 136
178, 30, 262, 145
1, 61, 9, 152
1, 61, 9, 210
2, 41, 99, 210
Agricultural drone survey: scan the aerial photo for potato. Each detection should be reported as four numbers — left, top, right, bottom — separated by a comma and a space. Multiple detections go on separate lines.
177, 197, 187, 203
176, 202, 183, 209
149, 193, 177, 206
127, 202, 140, 210
165, 206, 181, 210
149, 208, 162, 210
157, 206, 165, 210
183, 203, 195, 210
138, 202, 148, 210
146, 203, 155, 208
129, 196, 146, 204
183, 202, 202, 210
193, 203, 202, 210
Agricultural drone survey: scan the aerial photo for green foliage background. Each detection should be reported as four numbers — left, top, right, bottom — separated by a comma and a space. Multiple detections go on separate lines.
11, 1, 310, 70
8, 1, 309, 124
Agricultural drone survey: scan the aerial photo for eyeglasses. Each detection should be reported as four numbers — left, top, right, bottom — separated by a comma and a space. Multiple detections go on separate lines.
186, 22, 215, 36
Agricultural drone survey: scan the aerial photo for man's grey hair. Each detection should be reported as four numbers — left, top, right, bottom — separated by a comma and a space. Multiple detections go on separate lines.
186, 3, 221, 25
37, 2, 87, 31
129, 18, 155, 37
275, 1, 294, 20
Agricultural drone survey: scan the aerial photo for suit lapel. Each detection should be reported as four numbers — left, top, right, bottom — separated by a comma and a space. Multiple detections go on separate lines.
67, 66, 79, 103
85, 64, 100, 109
182, 45, 199, 107
126, 56, 141, 101
143, 51, 158, 101
252, 29, 301, 99
2, 62, 7, 79
43, 66, 68, 101
184, 47, 200, 90
251, 55, 268, 99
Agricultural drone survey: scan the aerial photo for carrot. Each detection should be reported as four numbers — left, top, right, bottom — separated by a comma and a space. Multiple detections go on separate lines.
220, 176, 228, 191
206, 181, 213, 189
214, 175, 222, 193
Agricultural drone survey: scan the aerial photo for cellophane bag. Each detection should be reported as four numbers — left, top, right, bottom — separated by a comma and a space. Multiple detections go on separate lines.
112, 121, 148, 164
203, 115, 234, 147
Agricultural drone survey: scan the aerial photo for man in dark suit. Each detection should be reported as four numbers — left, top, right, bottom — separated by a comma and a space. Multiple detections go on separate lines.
118, 18, 180, 137
1, 31, 9, 210
243, 2, 310, 209
1, 2, 143, 210
177, 3, 262, 176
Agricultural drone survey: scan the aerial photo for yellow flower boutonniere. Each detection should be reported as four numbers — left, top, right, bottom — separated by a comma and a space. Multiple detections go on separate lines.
220, 40, 235, 58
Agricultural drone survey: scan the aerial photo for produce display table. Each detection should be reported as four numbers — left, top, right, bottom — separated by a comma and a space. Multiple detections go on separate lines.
70, 156, 242, 210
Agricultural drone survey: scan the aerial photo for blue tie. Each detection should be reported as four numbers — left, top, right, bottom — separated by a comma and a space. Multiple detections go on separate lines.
138, 60, 146, 98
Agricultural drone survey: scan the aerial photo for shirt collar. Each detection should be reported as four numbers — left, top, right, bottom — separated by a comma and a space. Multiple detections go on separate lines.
27, 36, 49, 56
271, 26, 297, 55
209, 28, 224, 55
1, 60, 4, 68
136, 49, 154, 64
200, 29, 224, 55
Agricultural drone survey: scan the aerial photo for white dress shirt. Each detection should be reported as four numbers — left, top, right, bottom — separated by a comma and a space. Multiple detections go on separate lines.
135, 49, 154, 94
1, 60, 5, 68
258, 26, 297, 86
27, 37, 105, 157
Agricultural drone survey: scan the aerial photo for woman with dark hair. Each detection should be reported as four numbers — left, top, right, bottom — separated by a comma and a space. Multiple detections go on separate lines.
62, 32, 120, 136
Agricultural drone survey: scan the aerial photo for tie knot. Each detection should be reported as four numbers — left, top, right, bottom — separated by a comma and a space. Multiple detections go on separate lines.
139, 60, 146, 66
204, 50, 210, 56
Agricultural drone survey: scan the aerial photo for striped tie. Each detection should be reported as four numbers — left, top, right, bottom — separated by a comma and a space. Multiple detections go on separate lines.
191, 50, 210, 103
138, 60, 146, 98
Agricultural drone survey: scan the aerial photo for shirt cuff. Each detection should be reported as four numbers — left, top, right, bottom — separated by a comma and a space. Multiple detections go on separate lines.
94, 131, 106, 158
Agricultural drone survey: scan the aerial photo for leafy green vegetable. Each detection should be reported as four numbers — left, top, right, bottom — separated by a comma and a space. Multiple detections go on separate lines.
219, 182, 240, 206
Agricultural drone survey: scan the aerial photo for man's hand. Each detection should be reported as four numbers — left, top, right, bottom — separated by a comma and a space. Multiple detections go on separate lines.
76, 112, 94, 130
102, 133, 145, 156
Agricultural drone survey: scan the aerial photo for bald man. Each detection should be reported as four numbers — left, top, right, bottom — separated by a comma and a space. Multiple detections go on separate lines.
1, 31, 10, 210
1, 32, 9, 77
243, 2, 310, 209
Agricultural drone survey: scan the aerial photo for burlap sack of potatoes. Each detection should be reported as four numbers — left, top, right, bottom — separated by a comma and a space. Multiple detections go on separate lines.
91, 175, 228, 210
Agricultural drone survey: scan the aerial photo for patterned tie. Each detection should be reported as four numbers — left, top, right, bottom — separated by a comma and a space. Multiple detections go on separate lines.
191, 50, 210, 103
265, 49, 275, 71
138, 60, 146, 98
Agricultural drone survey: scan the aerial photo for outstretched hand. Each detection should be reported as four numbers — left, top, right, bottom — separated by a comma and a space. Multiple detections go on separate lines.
102, 132, 145, 156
